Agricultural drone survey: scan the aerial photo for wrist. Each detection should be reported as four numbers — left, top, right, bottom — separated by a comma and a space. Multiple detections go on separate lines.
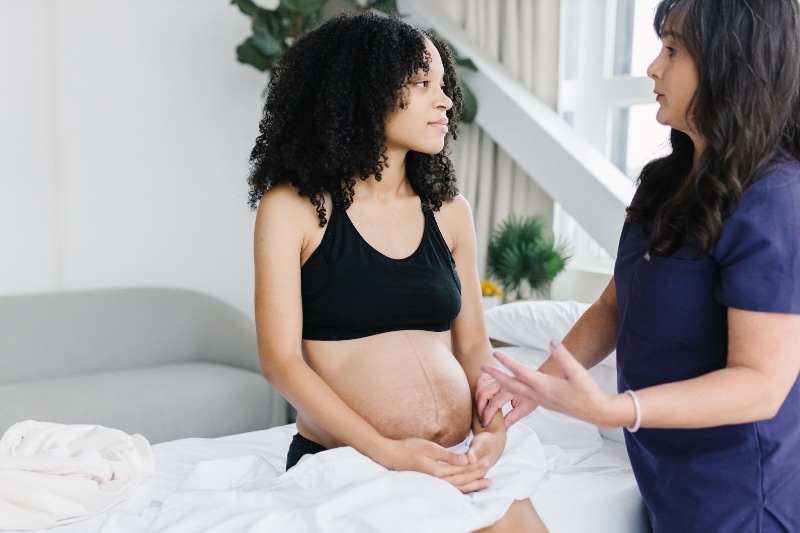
360, 433, 394, 466
475, 408, 505, 434
596, 391, 640, 430
624, 390, 642, 432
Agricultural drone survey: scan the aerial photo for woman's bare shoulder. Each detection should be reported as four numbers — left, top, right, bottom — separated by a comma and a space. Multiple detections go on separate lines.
258, 183, 309, 209
437, 194, 474, 228
432, 194, 475, 250
256, 184, 326, 228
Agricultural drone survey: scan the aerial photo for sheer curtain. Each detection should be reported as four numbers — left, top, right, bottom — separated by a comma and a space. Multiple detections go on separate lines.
428, 0, 561, 278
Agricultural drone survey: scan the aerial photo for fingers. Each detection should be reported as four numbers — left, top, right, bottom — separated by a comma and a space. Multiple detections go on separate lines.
456, 479, 493, 494
475, 373, 499, 422
503, 402, 533, 428
404, 439, 495, 494
431, 446, 468, 466
481, 362, 539, 397
480, 390, 514, 427
440, 471, 493, 493
443, 436, 498, 493
431, 455, 488, 481
491, 350, 539, 381
479, 401, 497, 427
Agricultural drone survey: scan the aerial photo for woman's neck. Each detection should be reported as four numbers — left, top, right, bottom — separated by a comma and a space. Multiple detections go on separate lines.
356, 150, 413, 202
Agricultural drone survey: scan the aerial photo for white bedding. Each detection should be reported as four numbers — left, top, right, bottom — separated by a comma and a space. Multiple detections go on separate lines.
7, 349, 649, 533
97, 423, 544, 533
10, 418, 646, 532
6, 301, 652, 532
0, 421, 153, 531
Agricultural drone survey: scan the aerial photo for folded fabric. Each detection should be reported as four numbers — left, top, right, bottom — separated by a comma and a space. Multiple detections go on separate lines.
102, 423, 545, 533
0, 421, 154, 531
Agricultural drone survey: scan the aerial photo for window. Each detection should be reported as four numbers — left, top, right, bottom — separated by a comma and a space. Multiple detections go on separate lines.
555, 0, 669, 270
609, 0, 670, 178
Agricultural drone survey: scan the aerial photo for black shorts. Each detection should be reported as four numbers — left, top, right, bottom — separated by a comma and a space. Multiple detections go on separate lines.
286, 432, 327, 470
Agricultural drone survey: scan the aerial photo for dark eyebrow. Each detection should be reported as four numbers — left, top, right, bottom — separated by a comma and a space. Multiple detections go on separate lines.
660, 30, 685, 41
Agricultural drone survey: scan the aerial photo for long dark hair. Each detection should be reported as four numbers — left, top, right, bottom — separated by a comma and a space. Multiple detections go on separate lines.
246, 12, 463, 226
626, 0, 800, 255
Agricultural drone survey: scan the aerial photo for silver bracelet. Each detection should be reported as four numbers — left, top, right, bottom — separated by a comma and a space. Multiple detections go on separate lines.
624, 389, 642, 433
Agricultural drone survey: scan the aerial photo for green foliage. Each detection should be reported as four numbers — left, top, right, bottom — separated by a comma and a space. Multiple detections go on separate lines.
459, 82, 477, 123
341, 0, 399, 15
231, 0, 478, 122
486, 214, 570, 299
232, 0, 325, 73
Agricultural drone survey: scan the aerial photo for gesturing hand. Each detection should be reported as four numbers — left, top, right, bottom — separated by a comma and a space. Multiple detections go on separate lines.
475, 368, 538, 428
481, 341, 610, 427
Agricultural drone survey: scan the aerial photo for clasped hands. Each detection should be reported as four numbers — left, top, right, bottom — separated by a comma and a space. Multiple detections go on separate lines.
378, 428, 505, 494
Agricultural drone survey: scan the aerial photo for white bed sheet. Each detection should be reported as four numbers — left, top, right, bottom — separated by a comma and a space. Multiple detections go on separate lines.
9, 346, 650, 533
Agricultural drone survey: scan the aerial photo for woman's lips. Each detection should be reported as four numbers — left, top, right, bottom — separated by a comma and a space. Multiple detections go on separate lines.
429, 118, 448, 132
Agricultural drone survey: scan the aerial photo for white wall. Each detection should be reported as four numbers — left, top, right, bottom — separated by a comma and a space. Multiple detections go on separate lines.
0, 0, 267, 317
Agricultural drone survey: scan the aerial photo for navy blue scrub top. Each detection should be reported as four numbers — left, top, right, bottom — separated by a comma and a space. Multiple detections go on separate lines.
614, 149, 800, 532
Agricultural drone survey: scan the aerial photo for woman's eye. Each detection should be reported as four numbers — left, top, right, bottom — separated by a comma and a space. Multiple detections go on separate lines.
414, 80, 429, 88
666, 46, 676, 56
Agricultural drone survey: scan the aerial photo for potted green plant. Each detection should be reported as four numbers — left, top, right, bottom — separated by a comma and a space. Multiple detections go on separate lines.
485, 214, 570, 301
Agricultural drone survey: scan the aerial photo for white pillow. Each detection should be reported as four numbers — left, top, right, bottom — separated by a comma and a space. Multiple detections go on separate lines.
484, 299, 589, 351
484, 300, 625, 444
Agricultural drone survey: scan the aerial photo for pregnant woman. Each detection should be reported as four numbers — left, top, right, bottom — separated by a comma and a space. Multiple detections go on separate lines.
248, 11, 546, 533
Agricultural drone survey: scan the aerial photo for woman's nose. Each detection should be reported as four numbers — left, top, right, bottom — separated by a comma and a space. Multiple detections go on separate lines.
437, 87, 453, 110
647, 55, 661, 80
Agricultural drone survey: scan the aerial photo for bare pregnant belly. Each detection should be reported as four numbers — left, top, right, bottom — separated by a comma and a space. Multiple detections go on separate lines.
299, 330, 473, 449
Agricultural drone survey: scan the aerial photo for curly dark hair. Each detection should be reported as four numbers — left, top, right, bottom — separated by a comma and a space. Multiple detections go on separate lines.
246, 11, 463, 225
626, 0, 800, 256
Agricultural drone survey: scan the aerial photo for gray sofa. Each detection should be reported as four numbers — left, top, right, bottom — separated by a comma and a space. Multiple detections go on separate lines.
0, 287, 289, 444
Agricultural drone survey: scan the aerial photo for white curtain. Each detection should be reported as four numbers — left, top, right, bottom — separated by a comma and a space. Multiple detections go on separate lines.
430, 0, 561, 277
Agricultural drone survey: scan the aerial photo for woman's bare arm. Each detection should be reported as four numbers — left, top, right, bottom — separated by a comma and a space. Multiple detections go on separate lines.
476, 277, 619, 425
254, 186, 472, 478
437, 196, 510, 490
539, 277, 619, 378
485, 307, 800, 430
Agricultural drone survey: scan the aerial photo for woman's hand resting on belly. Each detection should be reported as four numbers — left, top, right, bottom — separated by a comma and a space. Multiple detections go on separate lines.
299, 329, 500, 493
302, 330, 473, 447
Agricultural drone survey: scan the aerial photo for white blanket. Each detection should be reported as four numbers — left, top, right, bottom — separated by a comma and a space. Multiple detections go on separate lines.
0, 421, 154, 531
101, 424, 545, 533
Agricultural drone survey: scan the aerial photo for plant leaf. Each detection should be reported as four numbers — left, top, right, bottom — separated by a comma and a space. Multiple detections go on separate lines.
485, 214, 569, 295
231, 0, 260, 17
456, 57, 477, 71
252, 10, 287, 56
281, 0, 327, 15
236, 37, 274, 71
371, 0, 399, 14
298, 10, 323, 33
460, 82, 477, 123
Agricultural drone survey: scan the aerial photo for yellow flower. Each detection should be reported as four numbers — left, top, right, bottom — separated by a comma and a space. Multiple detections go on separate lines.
480, 279, 504, 297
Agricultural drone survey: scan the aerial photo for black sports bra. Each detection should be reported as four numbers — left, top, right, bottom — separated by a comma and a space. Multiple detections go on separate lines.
301, 199, 462, 340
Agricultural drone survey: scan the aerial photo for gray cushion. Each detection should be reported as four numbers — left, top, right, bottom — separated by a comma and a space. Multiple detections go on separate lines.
0, 287, 263, 384
0, 362, 285, 444
0, 287, 290, 442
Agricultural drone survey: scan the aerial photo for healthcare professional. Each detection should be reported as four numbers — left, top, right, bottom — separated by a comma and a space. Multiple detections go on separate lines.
479, 0, 800, 531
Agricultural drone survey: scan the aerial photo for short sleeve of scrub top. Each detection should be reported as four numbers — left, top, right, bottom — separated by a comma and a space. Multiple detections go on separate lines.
713, 156, 800, 314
